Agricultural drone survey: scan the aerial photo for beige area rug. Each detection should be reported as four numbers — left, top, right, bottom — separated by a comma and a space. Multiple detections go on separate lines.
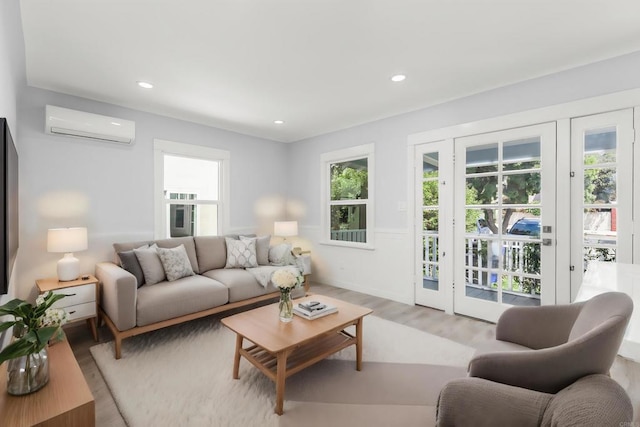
90, 314, 474, 427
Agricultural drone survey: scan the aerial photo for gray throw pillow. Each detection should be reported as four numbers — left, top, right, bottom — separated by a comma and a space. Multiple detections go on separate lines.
157, 244, 195, 282
269, 243, 292, 266
240, 235, 270, 265
134, 244, 166, 285
118, 250, 146, 288
224, 237, 258, 268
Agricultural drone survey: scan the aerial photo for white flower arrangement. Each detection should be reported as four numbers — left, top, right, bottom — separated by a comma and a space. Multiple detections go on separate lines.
272, 269, 302, 290
0, 291, 69, 364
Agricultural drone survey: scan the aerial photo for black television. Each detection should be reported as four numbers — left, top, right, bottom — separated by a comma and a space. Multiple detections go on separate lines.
1, 118, 18, 295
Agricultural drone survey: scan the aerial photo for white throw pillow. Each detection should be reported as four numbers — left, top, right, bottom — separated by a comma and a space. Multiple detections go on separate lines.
225, 237, 258, 268
133, 244, 166, 285
268, 243, 293, 266
240, 235, 270, 265
157, 244, 195, 282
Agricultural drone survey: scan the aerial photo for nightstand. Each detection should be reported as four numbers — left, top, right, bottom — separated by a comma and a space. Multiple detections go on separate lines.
36, 275, 99, 342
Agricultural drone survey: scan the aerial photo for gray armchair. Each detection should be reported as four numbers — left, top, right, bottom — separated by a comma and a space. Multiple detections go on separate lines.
436, 374, 633, 427
468, 291, 633, 393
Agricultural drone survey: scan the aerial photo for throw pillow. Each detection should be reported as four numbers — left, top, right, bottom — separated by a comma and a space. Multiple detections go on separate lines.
268, 243, 293, 266
157, 244, 195, 282
134, 244, 166, 285
240, 235, 270, 265
118, 250, 146, 288
225, 237, 258, 268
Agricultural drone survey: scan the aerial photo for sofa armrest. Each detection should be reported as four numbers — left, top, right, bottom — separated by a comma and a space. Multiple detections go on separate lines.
95, 261, 137, 331
496, 302, 584, 349
436, 377, 551, 427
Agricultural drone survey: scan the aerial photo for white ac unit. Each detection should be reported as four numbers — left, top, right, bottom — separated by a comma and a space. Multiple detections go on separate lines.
45, 105, 136, 144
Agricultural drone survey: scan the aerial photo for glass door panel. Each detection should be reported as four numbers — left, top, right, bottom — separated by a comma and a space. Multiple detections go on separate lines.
455, 123, 556, 322
570, 110, 633, 299
415, 141, 453, 311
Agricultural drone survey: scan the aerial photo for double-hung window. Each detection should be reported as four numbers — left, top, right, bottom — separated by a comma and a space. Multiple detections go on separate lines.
153, 139, 230, 238
321, 143, 374, 248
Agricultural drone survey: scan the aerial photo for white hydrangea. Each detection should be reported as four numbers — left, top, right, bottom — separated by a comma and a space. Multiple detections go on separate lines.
38, 308, 67, 328
272, 269, 300, 290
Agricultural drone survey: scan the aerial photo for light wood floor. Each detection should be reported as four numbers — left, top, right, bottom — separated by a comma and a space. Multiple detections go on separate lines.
65, 282, 640, 426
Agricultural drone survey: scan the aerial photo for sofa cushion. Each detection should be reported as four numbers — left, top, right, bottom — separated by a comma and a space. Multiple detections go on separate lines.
118, 250, 146, 288
240, 235, 270, 265
194, 236, 227, 272
134, 244, 166, 285
224, 237, 258, 268
202, 269, 275, 302
157, 244, 195, 282
155, 237, 200, 274
136, 275, 229, 327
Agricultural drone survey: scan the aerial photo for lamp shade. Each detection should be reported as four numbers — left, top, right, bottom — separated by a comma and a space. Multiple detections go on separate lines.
47, 227, 88, 253
274, 221, 298, 237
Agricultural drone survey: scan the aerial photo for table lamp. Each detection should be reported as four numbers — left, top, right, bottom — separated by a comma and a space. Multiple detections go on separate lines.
47, 227, 88, 281
274, 221, 301, 254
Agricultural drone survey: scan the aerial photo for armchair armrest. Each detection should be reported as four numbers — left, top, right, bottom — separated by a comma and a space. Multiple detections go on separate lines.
496, 302, 584, 349
436, 377, 551, 427
469, 316, 626, 393
95, 261, 137, 331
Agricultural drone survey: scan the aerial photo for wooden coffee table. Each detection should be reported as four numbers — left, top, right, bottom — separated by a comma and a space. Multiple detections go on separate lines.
221, 295, 372, 415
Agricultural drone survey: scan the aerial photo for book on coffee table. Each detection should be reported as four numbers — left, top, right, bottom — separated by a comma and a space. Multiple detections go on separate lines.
294, 302, 338, 319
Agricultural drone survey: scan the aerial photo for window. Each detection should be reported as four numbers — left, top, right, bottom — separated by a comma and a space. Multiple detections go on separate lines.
321, 144, 374, 248
154, 140, 230, 239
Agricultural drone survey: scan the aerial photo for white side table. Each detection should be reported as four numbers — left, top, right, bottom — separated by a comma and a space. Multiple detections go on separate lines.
36, 275, 99, 342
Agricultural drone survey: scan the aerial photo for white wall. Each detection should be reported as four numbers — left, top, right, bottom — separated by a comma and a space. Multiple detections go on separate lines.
289, 51, 640, 304
16, 87, 289, 300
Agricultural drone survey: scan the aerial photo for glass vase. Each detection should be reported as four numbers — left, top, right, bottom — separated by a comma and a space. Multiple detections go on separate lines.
6, 325, 50, 396
279, 290, 293, 322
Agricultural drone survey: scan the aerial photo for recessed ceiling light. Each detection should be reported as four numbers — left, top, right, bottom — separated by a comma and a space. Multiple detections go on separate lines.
110, 122, 121, 126
274, 120, 285, 125
137, 81, 154, 89
391, 74, 406, 82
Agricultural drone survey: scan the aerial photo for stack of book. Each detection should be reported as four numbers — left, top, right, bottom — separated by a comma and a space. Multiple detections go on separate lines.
294, 301, 338, 319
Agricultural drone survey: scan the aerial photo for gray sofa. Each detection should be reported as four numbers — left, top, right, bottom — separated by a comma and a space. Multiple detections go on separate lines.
436, 374, 633, 426
95, 235, 304, 359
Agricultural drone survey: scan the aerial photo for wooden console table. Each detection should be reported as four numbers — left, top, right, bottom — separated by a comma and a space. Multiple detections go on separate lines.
0, 338, 95, 427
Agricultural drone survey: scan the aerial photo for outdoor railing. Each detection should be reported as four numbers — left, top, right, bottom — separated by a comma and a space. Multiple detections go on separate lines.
331, 229, 366, 243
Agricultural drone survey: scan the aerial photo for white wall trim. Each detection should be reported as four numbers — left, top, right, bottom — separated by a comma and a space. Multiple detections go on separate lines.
408, 88, 640, 146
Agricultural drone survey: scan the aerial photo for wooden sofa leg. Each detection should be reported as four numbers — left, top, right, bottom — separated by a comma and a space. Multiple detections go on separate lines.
115, 337, 122, 360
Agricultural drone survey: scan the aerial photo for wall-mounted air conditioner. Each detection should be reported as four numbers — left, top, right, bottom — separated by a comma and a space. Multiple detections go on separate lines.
45, 105, 136, 144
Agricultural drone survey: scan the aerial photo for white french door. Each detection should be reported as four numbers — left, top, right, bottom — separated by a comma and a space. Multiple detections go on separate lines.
453, 123, 557, 322
569, 109, 634, 299
414, 140, 454, 311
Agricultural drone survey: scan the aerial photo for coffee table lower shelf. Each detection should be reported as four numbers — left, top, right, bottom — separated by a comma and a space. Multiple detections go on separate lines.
241, 330, 355, 380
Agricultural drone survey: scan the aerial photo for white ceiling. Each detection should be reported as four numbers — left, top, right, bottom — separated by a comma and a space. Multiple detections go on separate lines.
20, 0, 640, 142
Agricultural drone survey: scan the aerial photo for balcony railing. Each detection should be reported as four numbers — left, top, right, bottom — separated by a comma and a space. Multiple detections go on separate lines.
331, 229, 366, 243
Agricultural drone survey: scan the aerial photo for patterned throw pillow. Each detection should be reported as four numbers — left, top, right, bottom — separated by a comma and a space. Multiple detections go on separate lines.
157, 244, 196, 282
240, 235, 271, 265
225, 237, 258, 268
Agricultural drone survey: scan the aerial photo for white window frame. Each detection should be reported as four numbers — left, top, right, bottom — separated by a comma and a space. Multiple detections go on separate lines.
153, 139, 230, 239
320, 143, 375, 249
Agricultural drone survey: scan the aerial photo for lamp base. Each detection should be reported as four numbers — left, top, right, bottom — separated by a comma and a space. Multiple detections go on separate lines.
57, 253, 80, 281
